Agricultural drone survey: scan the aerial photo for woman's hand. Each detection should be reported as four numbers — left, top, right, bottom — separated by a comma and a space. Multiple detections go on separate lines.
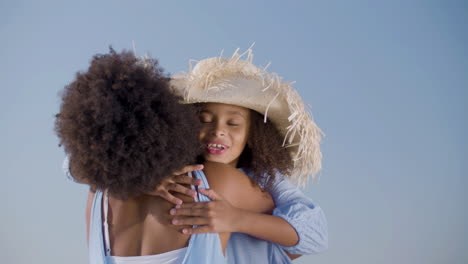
169, 188, 244, 234
145, 164, 204, 205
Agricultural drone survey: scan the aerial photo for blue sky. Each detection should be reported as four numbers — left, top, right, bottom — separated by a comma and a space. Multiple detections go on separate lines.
1, 1, 467, 263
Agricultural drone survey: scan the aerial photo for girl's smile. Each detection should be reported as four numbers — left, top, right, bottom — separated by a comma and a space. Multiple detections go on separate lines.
205, 142, 229, 155
198, 103, 251, 167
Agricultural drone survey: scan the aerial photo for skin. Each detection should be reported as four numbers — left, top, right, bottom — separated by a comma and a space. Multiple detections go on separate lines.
85, 162, 273, 256
170, 103, 300, 250
198, 103, 251, 167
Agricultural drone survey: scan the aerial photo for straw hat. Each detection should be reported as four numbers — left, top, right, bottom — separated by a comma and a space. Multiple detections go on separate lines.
171, 48, 323, 185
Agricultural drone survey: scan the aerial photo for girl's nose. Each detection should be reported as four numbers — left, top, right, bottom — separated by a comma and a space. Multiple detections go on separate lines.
211, 124, 225, 137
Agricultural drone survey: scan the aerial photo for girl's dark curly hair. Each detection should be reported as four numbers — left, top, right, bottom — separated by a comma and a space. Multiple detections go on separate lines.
235, 110, 293, 190
55, 49, 202, 199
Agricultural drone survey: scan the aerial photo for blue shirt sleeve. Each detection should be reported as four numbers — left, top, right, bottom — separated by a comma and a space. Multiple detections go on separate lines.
269, 174, 328, 255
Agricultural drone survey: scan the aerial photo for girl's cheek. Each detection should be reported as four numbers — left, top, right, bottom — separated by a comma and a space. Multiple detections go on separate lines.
198, 130, 206, 141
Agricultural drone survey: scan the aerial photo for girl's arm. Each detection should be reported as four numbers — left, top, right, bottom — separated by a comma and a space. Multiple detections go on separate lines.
170, 161, 277, 253
268, 174, 328, 255
170, 162, 299, 247
231, 208, 299, 247
171, 161, 276, 228
172, 169, 328, 254
72, 156, 327, 254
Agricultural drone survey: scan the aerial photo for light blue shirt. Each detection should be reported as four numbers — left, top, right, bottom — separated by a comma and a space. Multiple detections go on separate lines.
63, 157, 328, 263
225, 169, 328, 264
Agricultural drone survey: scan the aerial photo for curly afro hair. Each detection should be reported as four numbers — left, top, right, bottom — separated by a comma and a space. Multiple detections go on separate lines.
55, 49, 202, 199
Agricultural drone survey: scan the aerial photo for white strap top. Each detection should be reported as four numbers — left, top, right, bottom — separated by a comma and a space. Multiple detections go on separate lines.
106, 248, 188, 264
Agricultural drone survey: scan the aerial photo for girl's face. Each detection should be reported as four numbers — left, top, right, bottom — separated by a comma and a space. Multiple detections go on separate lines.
198, 103, 251, 167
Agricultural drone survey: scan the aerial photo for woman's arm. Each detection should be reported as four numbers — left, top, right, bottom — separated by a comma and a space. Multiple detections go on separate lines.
85, 189, 96, 245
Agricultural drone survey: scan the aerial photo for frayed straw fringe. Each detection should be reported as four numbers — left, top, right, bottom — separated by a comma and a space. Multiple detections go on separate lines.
174, 46, 324, 186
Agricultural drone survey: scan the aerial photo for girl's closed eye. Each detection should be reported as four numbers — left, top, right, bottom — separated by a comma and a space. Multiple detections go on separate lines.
227, 119, 243, 126
199, 113, 213, 123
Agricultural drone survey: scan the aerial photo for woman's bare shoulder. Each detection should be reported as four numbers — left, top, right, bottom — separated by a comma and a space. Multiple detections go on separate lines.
202, 161, 273, 213
202, 161, 251, 181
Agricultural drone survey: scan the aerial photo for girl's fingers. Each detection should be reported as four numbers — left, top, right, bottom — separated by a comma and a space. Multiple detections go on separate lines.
172, 217, 208, 226
173, 164, 204, 175
168, 183, 197, 197
159, 191, 183, 205
175, 202, 210, 209
173, 175, 202, 186
181, 226, 213, 235
198, 188, 222, 200
170, 207, 208, 217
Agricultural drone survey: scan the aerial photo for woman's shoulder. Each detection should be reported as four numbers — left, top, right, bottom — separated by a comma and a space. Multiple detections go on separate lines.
202, 161, 273, 214
203, 162, 250, 179
202, 161, 258, 191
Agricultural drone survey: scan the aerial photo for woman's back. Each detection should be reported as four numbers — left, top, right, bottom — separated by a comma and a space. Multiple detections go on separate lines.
105, 193, 193, 256
88, 191, 196, 264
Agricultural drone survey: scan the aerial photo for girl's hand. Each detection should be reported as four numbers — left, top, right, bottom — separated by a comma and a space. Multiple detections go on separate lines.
169, 188, 243, 234
145, 164, 204, 205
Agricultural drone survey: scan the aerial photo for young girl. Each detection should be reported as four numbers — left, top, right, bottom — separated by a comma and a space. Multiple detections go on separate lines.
166, 48, 328, 263
56, 50, 275, 264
